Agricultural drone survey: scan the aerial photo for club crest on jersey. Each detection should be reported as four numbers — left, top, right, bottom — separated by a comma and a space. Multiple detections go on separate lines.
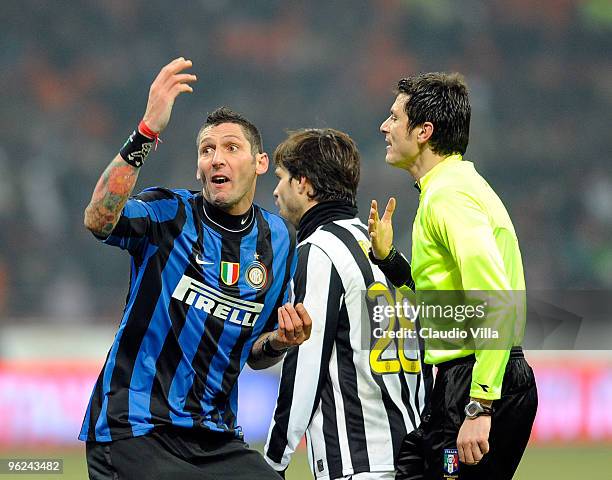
245, 261, 267, 290
221, 261, 240, 286
443, 448, 459, 478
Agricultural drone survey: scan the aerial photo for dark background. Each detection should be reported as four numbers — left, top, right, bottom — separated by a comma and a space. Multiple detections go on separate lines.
1, 0, 611, 322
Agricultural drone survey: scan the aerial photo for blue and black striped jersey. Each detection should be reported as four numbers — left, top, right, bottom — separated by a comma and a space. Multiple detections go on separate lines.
79, 187, 296, 442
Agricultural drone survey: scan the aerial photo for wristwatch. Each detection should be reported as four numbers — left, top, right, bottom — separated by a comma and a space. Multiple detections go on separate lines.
464, 400, 494, 419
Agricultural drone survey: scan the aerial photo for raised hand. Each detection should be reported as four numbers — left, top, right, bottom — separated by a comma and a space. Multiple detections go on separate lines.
84, 57, 197, 237
368, 197, 396, 260
142, 57, 197, 133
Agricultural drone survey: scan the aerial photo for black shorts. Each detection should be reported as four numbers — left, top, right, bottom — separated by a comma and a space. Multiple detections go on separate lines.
86, 427, 281, 480
396, 347, 538, 480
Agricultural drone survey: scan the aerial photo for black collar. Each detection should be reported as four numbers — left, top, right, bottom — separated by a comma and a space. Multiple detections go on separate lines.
297, 200, 358, 243
199, 195, 255, 234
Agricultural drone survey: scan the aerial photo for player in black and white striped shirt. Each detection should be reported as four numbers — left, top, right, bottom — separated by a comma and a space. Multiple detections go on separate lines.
264, 128, 432, 480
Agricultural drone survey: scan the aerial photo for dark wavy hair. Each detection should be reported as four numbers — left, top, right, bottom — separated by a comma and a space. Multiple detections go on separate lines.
396, 72, 471, 156
274, 128, 360, 205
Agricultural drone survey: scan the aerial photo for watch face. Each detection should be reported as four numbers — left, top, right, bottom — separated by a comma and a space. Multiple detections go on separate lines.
466, 402, 481, 417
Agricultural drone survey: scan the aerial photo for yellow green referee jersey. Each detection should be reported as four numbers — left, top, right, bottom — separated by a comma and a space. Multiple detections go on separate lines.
410, 154, 525, 401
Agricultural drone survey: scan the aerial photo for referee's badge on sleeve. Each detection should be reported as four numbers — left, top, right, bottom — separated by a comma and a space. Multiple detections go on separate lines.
443, 448, 459, 478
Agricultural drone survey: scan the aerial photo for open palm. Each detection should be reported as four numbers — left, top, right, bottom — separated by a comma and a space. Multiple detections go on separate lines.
368, 197, 396, 260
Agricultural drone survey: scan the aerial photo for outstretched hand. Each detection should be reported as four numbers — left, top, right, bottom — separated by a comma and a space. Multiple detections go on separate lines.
271, 303, 312, 349
142, 57, 197, 134
368, 197, 396, 260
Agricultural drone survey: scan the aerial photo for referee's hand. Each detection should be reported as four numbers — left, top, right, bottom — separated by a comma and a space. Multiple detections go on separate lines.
368, 198, 396, 260
457, 416, 491, 466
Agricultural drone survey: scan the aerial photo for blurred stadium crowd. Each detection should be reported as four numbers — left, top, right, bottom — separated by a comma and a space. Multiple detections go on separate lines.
1, 0, 611, 322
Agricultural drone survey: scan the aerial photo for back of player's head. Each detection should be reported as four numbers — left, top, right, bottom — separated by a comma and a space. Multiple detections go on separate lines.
274, 128, 360, 205
198, 107, 263, 155
396, 73, 471, 156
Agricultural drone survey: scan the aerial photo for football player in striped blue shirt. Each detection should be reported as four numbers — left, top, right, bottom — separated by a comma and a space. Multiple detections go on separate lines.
81, 57, 311, 480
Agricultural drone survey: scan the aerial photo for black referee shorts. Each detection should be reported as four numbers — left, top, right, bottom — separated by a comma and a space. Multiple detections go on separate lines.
396, 347, 538, 480
86, 427, 281, 480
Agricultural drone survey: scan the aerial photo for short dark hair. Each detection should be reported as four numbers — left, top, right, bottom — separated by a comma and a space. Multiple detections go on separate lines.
197, 107, 263, 155
274, 128, 360, 205
396, 73, 470, 156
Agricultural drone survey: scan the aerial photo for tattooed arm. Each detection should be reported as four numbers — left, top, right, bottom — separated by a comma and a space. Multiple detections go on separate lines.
83, 57, 196, 236
248, 331, 285, 370
83, 157, 140, 236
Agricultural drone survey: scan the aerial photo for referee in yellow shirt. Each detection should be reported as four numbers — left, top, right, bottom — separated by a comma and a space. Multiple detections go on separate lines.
368, 73, 537, 479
